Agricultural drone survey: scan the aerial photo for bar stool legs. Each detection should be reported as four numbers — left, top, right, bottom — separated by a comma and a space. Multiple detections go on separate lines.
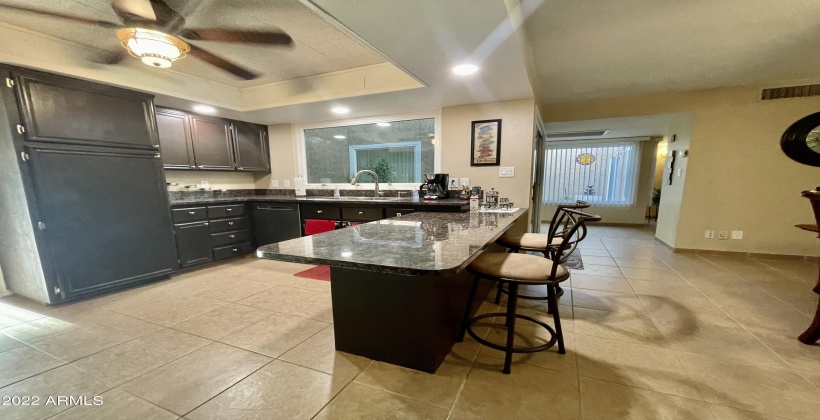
503, 282, 519, 373
457, 276, 480, 342
547, 285, 565, 354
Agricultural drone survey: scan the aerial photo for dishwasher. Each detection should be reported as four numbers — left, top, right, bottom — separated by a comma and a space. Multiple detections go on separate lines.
252, 203, 302, 246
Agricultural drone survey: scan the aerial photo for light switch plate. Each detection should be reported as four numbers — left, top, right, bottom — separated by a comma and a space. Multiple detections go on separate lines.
201, 181, 209, 189
730, 230, 743, 240
459, 178, 469, 187
283, 180, 290, 188
499, 167, 515, 177
270, 179, 279, 188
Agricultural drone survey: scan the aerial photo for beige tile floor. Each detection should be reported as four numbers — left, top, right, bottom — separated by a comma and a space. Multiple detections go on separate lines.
0, 226, 819, 419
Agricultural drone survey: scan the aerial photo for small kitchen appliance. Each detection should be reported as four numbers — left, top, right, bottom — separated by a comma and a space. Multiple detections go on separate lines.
421, 173, 449, 200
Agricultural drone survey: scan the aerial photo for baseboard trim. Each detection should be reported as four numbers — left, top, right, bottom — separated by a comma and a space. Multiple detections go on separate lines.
671, 247, 819, 262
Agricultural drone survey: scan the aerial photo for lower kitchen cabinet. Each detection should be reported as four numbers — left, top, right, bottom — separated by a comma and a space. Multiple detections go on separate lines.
174, 221, 213, 267
252, 202, 302, 246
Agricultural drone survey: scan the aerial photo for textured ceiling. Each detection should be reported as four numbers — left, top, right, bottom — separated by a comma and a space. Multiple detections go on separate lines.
0, 0, 385, 87
524, 0, 820, 103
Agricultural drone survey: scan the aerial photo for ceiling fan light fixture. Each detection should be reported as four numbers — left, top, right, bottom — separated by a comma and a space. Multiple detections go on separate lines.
116, 28, 190, 68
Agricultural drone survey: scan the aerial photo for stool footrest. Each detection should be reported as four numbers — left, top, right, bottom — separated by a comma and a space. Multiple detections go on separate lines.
466, 312, 558, 353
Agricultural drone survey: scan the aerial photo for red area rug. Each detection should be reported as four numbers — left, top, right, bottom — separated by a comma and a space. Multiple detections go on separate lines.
293, 265, 331, 281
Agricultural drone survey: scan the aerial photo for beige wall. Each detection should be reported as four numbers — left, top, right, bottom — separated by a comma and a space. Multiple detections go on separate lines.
0, 265, 7, 297
257, 124, 298, 189
653, 140, 667, 190
542, 86, 819, 256
441, 99, 536, 208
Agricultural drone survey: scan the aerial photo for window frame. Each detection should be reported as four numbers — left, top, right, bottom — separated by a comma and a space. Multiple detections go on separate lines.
296, 111, 441, 189
542, 140, 643, 207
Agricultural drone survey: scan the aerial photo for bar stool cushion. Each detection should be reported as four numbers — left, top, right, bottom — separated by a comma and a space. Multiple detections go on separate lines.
469, 252, 568, 282
496, 232, 561, 250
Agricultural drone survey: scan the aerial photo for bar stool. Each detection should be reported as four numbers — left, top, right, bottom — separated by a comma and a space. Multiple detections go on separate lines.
494, 201, 591, 304
458, 209, 601, 374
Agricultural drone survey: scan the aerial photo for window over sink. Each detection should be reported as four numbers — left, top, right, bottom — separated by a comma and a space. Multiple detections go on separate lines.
300, 116, 436, 186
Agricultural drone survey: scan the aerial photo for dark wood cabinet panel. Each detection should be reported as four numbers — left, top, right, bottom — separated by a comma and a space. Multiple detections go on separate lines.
190, 116, 234, 170
171, 207, 207, 223
14, 71, 156, 149
210, 217, 250, 233
156, 109, 194, 169
207, 204, 246, 219
26, 145, 177, 298
342, 207, 384, 222
252, 203, 301, 246
232, 122, 269, 172
174, 221, 213, 267
213, 242, 253, 261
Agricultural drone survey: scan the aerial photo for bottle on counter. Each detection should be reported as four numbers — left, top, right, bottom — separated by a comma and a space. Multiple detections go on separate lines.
470, 193, 479, 213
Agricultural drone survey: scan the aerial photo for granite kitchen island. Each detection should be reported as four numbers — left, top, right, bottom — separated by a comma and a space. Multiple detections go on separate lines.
257, 208, 528, 372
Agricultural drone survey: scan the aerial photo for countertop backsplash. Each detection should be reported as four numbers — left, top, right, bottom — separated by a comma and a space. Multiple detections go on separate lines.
168, 188, 463, 201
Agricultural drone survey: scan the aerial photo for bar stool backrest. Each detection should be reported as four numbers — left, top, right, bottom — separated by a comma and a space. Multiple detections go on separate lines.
547, 209, 602, 278
547, 201, 592, 257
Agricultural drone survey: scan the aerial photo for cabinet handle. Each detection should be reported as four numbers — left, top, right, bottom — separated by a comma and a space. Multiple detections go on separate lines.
226, 208, 232, 212
188, 211, 196, 215
228, 222, 234, 225
232, 248, 238, 252
190, 165, 195, 168
317, 210, 323, 214
203, 222, 209, 226
358, 211, 364, 215
229, 234, 235, 238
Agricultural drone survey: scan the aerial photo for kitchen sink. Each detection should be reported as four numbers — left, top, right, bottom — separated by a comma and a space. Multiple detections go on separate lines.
302, 196, 407, 202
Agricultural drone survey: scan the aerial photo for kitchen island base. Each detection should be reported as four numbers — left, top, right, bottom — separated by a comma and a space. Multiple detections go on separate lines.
330, 265, 495, 373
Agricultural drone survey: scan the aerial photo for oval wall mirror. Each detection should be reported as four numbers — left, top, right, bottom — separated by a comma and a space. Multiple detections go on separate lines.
781, 112, 820, 166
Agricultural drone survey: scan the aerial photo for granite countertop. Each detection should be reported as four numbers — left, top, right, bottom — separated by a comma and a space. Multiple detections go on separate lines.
168, 195, 469, 207
256, 208, 528, 275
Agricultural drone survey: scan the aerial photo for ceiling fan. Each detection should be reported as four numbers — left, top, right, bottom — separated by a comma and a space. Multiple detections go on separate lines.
0, 0, 294, 80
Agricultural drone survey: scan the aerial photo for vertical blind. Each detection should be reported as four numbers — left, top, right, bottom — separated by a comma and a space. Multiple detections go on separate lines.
542, 141, 641, 207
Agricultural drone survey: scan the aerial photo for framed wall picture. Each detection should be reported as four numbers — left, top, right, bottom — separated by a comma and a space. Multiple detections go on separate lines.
470, 119, 502, 166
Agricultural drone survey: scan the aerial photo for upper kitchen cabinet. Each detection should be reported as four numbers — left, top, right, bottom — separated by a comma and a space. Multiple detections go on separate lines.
13, 69, 157, 149
156, 108, 195, 169
232, 121, 270, 172
190, 115, 235, 170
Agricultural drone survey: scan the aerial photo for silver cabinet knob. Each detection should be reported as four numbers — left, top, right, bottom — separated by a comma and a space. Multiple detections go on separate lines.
228, 222, 234, 225
317, 210, 323, 214
229, 235, 235, 238
358, 211, 364, 215
226, 208, 232, 212
232, 248, 238, 252
188, 211, 195, 215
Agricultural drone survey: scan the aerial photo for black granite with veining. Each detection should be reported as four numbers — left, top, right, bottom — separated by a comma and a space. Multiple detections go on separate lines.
256, 209, 528, 275
168, 193, 469, 208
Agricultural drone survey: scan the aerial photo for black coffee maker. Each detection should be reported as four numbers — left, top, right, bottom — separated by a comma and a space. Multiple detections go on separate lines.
420, 173, 449, 199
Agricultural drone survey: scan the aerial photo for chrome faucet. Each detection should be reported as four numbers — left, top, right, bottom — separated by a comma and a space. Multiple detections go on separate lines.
350, 170, 382, 198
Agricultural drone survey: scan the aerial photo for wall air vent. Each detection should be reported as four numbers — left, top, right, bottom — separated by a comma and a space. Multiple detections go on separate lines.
761, 84, 820, 100
546, 130, 608, 139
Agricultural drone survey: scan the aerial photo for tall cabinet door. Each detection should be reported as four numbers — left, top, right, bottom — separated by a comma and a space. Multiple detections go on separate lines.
156, 108, 195, 169
190, 116, 234, 170
232, 122, 270, 172
25, 145, 177, 299
14, 70, 157, 149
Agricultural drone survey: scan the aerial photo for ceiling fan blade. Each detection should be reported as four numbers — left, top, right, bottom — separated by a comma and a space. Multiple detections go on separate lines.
179, 29, 293, 45
111, 0, 156, 21
187, 44, 258, 80
0, 4, 121, 28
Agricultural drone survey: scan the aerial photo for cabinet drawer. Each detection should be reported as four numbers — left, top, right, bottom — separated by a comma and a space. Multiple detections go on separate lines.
300, 204, 341, 220
207, 204, 246, 219
211, 229, 251, 247
386, 208, 416, 218
213, 242, 253, 261
172, 207, 207, 223
342, 207, 384, 221
209, 217, 250, 233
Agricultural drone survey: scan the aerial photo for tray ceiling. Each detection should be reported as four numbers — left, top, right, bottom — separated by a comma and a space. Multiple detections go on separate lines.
0, 0, 386, 87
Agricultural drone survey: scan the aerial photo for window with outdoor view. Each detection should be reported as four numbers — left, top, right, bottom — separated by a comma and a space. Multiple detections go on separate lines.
542, 141, 641, 207
303, 118, 435, 184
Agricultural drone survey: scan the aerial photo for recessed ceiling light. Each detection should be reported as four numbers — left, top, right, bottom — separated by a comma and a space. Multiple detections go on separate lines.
331, 107, 350, 114
377, 122, 391, 127
452, 64, 479, 75
193, 104, 216, 114
334, 135, 346, 139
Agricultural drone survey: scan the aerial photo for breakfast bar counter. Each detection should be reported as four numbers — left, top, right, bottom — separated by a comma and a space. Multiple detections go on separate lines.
257, 209, 528, 372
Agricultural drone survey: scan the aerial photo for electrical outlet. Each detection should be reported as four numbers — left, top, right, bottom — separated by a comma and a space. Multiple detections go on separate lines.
731, 230, 743, 240
704, 230, 715, 239
283, 180, 290, 188
270, 179, 279, 188
718, 231, 728, 240
459, 178, 469, 187
201, 180, 209, 189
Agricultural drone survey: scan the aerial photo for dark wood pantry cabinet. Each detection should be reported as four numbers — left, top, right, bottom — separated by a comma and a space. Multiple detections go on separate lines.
155, 107, 270, 173
0, 65, 178, 304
